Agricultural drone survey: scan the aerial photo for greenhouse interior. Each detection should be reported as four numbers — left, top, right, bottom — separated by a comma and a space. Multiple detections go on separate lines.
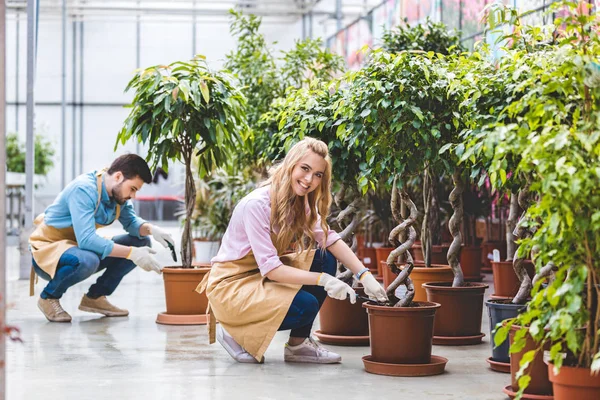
1, 0, 600, 399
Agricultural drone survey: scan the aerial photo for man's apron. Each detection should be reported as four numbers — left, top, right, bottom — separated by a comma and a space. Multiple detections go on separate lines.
196, 247, 316, 362
28, 169, 120, 296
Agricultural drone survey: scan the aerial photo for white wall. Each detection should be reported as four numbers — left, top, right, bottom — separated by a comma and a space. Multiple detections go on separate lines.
4, 13, 303, 207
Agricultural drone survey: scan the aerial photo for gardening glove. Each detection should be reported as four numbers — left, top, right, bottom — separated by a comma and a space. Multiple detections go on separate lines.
150, 224, 175, 249
317, 273, 357, 304
360, 272, 389, 303
127, 246, 162, 275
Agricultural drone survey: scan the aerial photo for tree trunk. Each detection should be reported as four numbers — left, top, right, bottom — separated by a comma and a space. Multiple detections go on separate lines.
181, 151, 196, 269
386, 177, 417, 307
512, 185, 533, 304
448, 170, 465, 287
421, 168, 433, 267
334, 185, 362, 284
506, 192, 519, 261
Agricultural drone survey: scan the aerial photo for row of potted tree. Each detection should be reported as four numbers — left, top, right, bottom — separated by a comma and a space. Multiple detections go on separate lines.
113, 1, 599, 397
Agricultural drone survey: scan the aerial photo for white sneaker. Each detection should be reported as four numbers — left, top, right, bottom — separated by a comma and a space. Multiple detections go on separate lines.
284, 337, 342, 364
216, 325, 263, 364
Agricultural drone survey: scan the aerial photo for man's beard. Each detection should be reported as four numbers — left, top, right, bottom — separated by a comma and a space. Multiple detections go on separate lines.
112, 182, 129, 205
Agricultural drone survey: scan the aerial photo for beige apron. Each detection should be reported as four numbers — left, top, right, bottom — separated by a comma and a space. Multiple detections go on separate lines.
28, 169, 120, 296
196, 246, 316, 362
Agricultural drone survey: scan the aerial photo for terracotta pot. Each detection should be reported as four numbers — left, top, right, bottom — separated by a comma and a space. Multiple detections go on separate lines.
162, 266, 210, 315
460, 245, 482, 280
481, 241, 507, 270
548, 364, 600, 400
509, 325, 553, 396
401, 263, 454, 302
374, 247, 394, 276
492, 260, 535, 298
319, 287, 369, 337
411, 244, 450, 264
412, 244, 424, 262
423, 282, 488, 339
364, 301, 440, 364
356, 234, 365, 257
361, 247, 378, 274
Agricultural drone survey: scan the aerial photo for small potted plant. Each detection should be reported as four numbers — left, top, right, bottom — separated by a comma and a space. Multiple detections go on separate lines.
116, 55, 247, 325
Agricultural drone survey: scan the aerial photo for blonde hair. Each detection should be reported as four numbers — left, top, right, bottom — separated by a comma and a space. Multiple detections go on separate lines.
264, 137, 333, 253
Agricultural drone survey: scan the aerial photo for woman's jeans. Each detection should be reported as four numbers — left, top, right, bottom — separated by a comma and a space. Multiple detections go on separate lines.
278, 249, 337, 338
32, 234, 150, 300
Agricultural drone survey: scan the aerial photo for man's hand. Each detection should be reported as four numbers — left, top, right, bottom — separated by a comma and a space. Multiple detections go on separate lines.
127, 247, 162, 274
317, 273, 357, 303
150, 224, 174, 249
360, 272, 388, 303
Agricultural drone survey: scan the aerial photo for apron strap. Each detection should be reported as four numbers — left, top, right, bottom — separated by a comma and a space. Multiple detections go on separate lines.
95, 170, 105, 214
196, 272, 216, 344
96, 168, 121, 222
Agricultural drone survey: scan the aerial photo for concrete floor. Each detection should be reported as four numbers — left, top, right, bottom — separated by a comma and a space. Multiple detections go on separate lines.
5, 223, 510, 399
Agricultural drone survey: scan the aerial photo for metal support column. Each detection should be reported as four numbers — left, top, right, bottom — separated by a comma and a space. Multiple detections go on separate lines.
72, 19, 77, 179
25, 0, 37, 227
61, 0, 67, 187
135, 0, 141, 155
0, 0, 7, 397
336, 0, 342, 32
192, 0, 197, 56
78, 21, 84, 174
15, 14, 19, 132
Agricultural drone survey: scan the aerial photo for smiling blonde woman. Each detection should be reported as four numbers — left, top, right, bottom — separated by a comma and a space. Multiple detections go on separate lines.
197, 137, 388, 364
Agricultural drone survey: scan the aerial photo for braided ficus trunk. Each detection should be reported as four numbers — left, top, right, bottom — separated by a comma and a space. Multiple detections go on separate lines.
386, 177, 417, 307
181, 148, 196, 268
334, 184, 362, 285
421, 168, 434, 267
448, 171, 465, 287
506, 192, 519, 261
532, 260, 557, 287
512, 185, 535, 304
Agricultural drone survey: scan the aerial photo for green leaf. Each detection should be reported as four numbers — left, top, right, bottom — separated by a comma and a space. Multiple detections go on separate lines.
494, 324, 510, 347
200, 80, 210, 103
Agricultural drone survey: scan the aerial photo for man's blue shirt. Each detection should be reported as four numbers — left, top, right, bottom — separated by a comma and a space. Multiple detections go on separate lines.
43, 170, 146, 259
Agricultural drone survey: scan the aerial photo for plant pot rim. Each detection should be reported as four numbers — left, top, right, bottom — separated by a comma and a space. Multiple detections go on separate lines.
162, 266, 211, 273
409, 263, 452, 269
422, 281, 489, 291
485, 299, 526, 310
548, 362, 600, 387
362, 301, 441, 312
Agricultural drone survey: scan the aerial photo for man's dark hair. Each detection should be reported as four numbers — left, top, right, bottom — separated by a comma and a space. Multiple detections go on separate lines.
107, 154, 152, 184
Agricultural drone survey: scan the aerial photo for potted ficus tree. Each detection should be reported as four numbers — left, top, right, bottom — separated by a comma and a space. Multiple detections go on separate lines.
335, 48, 461, 376
381, 19, 464, 270
486, 2, 600, 398
116, 55, 247, 325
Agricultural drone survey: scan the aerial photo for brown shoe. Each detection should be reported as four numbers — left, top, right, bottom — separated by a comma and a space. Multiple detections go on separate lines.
38, 297, 72, 323
79, 295, 129, 317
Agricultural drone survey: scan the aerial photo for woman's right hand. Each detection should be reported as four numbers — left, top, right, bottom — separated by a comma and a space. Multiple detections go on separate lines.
317, 273, 357, 304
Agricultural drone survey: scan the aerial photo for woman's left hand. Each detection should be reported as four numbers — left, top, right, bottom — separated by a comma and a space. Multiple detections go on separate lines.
361, 272, 388, 303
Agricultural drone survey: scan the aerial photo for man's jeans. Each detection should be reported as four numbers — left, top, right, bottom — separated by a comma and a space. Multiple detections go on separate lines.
32, 234, 151, 300
278, 249, 337, 338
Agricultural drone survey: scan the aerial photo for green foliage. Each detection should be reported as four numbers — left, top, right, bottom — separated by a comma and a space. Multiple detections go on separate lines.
382, 18, 464, 55
116, 55, 247, 177
340, 49, 466, 193
225, 10, 280, 128
193, 168, 257, 240
6, 133, 55, 176
280, 39, 346, 88
225, 10, 345, 171
454, 1, 600, 393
